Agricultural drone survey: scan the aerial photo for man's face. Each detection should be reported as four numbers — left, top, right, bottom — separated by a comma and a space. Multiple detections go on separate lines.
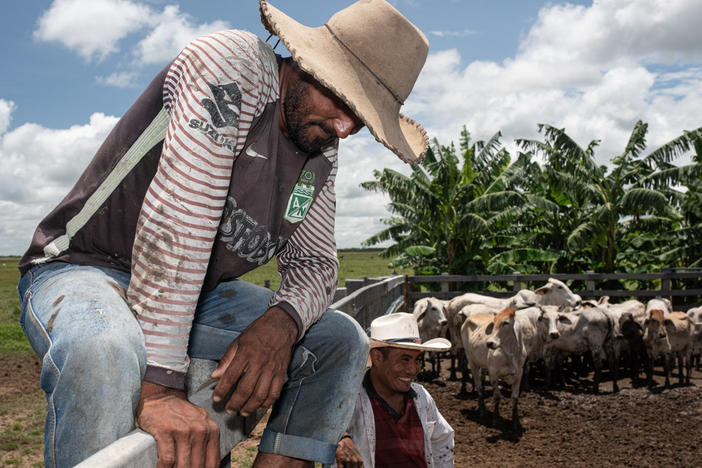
283, 74, 364, 154
371, 347, 423, 394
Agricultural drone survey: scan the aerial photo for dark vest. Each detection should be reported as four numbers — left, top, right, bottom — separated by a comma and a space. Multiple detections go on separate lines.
19, 62, 333, 292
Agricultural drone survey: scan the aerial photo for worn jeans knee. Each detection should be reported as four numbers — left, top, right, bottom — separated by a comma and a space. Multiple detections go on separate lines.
260, 309, 369, 463
19, 263, 146, 467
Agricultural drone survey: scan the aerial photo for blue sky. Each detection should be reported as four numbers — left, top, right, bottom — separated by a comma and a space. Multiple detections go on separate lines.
1, 0, 702, 255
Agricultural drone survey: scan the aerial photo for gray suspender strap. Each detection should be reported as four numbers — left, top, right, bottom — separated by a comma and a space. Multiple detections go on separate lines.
36, 107, 171, 262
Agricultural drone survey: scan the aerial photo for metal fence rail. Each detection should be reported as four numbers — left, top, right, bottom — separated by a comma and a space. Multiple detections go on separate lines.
331, 275, 406, 329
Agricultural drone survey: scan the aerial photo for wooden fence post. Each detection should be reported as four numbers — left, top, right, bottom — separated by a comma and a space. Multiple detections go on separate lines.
441, 272, 449, 293
403, 274, 409, 312
512, 271, 521, 292
661, 267, 671, 299
586, 270, 595, 296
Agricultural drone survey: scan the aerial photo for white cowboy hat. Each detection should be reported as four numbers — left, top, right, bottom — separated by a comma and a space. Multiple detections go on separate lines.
259, 0, 429, 164
369, 312, 451, 352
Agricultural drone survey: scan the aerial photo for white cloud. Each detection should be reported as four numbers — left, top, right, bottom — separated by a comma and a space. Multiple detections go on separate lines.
35, 1, 230, 68
97, 71, 141, 88
520, 0, 702, 68
134, 5, 230, 65
335, 132, 409, 248
34, 0, 152, 61
430, 29, 477, 38
406, 0, 702, 167
0, 99, 14, 135
0, 110, 118, 254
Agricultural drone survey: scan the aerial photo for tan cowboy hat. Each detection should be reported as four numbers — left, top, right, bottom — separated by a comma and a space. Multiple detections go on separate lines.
369, 313, 451, 352
259, 0, 429, 164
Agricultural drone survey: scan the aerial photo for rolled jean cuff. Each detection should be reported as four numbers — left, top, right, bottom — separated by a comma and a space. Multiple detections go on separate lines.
259, 428, 337, 464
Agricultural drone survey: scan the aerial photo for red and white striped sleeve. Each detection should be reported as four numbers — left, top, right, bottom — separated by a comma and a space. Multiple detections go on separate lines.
271, 146, 340, 336
127, 30, 278, 388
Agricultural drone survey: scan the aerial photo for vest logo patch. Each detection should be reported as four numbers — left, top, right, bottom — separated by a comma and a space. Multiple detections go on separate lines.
285, 183, 314, 223
285, 171, 316, 223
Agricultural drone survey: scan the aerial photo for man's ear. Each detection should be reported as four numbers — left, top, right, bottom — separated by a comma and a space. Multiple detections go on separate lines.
369, 348, 383, 365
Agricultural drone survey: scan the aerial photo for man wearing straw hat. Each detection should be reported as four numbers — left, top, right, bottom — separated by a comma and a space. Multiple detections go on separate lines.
333, 313, 454, 468
17, 1, 430, 467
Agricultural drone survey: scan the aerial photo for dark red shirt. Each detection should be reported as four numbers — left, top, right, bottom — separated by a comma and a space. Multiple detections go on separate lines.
364, 372, 427, 468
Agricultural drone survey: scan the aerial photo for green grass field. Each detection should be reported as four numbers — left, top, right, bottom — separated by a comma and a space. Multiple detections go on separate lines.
0, 251, 409, 466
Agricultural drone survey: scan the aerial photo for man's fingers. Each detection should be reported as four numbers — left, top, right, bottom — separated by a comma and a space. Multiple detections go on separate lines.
173, 428, 192, 468
224, 367, 260, 414
239, 371, 274, 416
261, 373, 286, 409
154, 435, 176, 468
211, 342, 238, 380
213, 355, 246, 403
205, 419, 221, 468
187, 423, 209, 468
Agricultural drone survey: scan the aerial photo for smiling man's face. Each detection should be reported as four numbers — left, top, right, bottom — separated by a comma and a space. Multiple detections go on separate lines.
371, 347, 423, 395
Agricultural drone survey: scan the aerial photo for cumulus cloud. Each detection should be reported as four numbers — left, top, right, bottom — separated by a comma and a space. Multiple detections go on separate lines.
34, 0, 230, 74
0, 99, 14, 135
430, 29, 477, 38
134, 5, 230, 64
34, 0, 152, 61
520, 0, 702, 68
335, 132, 408, 248
0, 109, 118, 254
96, 71, 141, 88
408, 0, 702, 167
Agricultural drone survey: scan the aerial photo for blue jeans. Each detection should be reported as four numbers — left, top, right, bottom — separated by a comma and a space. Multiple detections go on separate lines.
18, 262, 369, 467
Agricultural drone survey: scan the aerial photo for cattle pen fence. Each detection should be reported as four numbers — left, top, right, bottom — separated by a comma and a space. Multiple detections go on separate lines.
401, 268, 702, 310
77, 267, 702, 467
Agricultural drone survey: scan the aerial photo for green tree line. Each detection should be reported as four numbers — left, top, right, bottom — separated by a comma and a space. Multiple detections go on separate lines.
361, 121, 702, 279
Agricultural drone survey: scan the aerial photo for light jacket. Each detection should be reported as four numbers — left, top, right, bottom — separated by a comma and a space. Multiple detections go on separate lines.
333, 382, 454, 468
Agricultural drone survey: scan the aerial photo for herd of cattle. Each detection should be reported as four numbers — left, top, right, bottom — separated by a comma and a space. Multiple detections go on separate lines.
412, 279, 702, 430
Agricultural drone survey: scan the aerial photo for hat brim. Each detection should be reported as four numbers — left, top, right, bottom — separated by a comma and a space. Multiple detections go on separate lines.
260, 1, 428, 164
369, 337, 452, 353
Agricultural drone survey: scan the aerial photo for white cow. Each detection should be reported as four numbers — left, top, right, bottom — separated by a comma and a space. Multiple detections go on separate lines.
540, 306, 616, 393
483, 306, 559, 430
642, 309, 695, 387
459, 312, 495, 417
412, 297, 449, 374
413, 297, 449, 343
645, 298, 672, 316
686, 307, 702, 370
444, 278, 581, 392
596, 298, 647, 386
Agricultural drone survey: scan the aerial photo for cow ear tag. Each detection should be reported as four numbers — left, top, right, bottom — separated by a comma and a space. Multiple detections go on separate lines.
284, 170, 316, 223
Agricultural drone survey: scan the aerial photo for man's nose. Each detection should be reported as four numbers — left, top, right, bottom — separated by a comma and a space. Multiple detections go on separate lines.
332, 112, 361, 139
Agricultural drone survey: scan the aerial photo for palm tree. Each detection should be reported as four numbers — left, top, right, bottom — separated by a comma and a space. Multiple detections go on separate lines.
517, 122, 701, 273
361, 127, 522, 274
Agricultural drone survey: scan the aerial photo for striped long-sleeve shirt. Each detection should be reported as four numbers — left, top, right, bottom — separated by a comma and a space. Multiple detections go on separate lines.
20, 30, 340, 387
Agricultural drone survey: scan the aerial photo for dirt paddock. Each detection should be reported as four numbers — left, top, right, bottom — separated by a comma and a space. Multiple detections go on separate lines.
4, 355, 701, 467
418, 357, 702, 467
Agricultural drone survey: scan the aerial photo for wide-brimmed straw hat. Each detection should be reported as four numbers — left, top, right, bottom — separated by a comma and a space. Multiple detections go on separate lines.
259, 0, 429, 164
369, 313, 451, 352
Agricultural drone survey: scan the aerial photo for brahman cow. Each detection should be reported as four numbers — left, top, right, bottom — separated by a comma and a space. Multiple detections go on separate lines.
412, 297, 449, 373
444, 278, 582, 388
642, 309, 695, 387
483, 306, 559, 430
540, 306, 617, 393
687, 307, 702, 370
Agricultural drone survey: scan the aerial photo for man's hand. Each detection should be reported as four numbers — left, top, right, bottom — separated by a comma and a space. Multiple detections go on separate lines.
136, 381, 220, 468
336, 436, 364, 468
211, 306, 297, 416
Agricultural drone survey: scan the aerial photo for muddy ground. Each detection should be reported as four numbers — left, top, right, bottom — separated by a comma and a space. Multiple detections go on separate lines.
418, 357, 702, 467
4, 354, 701, 467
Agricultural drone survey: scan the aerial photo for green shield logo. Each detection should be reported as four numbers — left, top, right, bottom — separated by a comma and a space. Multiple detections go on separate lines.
284, 183, 314, 223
